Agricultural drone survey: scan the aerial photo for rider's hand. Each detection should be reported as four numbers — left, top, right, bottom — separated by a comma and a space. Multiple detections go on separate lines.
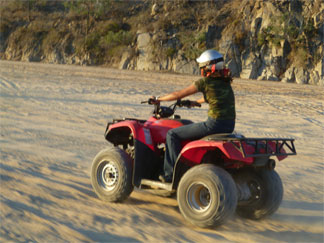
179, 100, 201, 108
190, 101, 201, 108
148, 96, 160, 105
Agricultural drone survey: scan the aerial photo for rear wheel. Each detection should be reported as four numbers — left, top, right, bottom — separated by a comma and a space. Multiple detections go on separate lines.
177, 164, 237, 228
91, 147, 133, 202
234, 169, 283, 219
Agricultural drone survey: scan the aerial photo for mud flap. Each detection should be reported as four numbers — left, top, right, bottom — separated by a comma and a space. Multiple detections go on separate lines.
133, 139, 161, 187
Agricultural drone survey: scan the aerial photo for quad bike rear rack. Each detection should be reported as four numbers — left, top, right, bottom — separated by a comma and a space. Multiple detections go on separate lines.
207, 136, 297, 158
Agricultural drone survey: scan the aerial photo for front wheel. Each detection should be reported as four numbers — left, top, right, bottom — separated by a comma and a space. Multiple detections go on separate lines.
91, 147, 133, 202
177, 164, 238, 228
234, 169, 283, 219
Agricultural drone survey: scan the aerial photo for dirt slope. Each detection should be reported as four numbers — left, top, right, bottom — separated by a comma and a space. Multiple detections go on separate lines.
0, 61, 323, 242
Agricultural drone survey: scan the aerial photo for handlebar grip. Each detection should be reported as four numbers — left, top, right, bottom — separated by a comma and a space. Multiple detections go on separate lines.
148, 98, 156, 104
178, 100, 190, 107
141, 98, 159, 105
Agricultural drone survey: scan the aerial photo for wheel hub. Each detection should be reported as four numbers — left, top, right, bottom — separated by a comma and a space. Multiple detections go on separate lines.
236, 180, 262, 204
187, 183, 211, 213
98, 162, 119, 191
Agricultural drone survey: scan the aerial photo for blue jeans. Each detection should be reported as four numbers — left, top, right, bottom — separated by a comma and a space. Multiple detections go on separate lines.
163, 118, 235, 178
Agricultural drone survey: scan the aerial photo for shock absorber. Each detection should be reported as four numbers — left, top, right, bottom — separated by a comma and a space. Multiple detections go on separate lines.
236, 182, 252, 201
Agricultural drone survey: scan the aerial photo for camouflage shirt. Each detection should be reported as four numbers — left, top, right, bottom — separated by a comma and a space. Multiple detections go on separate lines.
194, 76, 235, 120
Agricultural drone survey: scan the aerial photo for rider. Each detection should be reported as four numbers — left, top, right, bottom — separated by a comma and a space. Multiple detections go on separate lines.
154, 49, 236, 183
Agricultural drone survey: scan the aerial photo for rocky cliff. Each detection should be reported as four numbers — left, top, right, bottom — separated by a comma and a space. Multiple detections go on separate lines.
1, 0, 323, 85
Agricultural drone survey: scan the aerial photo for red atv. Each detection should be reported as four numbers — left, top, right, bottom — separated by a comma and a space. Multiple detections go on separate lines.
91, 100, 296, 228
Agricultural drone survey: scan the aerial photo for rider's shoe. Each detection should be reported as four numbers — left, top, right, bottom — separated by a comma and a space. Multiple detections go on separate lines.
159, 175, 172, 183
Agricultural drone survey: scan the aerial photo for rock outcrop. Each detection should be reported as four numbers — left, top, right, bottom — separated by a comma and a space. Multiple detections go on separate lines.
1, 0, 323, 85
127, 0, 323, 85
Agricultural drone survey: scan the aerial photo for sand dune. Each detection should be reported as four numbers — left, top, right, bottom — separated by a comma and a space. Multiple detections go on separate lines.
0, 60, 323, 242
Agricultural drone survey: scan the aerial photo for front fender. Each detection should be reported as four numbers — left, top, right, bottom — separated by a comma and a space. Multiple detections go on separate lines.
105, 120, 142, 144
105, 120, 158, 187
105, 120, 156, 150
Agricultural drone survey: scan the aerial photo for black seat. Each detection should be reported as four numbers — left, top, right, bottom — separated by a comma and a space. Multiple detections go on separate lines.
202, 133, 245, 141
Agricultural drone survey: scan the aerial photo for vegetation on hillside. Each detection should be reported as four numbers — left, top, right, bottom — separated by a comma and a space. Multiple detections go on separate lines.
0, 0, 322, 73
257, 12, 320, 68
1, 0, 137, 63
0, 0, 233, 63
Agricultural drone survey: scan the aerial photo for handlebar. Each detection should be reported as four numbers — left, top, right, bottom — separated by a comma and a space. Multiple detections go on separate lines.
141, 98, 201, 119
141, 98, 158, 105
141, 99, 201, 108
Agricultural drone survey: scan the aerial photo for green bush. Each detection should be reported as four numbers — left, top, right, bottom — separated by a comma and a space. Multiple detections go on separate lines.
42, 28, 62, 52
294, 47, 309, 68
99, 30, 133, 50
272, 36, 282, 48
234, 30, 247, 50
286, 25, 299, 40
0, 19, 11, 37
64, 0, 110, 19
178, 30, 206, 60
258, 14, 319, 53
196, 31, 206, 44
303, 18, 317, 39
102, 21, 121, 33
85, 32, 101, 52
74, 27, 133, 63
257, 31, 267, 46
165, 47, 176, 58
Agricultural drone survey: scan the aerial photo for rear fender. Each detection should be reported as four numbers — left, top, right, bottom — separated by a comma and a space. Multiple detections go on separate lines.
171, 140, 254, 190
177, 140, 254, 165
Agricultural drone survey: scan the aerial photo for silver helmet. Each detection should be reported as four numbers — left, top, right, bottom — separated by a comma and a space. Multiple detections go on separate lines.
196, 50, 224, 70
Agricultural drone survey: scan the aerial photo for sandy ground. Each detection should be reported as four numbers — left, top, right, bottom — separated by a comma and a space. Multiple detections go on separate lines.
0, 60, 323, 242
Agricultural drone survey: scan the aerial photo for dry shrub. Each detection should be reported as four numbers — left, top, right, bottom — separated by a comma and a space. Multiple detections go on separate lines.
288, 47, 309, 68
42, 28, 62, 52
